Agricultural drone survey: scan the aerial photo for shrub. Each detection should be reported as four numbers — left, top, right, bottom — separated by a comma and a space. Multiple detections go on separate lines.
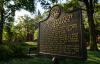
0, 45, 13, 60
11, 44, 27, 58
0, 43, 28, 60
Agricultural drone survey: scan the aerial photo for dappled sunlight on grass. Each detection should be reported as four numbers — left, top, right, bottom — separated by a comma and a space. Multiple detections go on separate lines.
88, 54, 100, 60
88, 51, 100, 57
87, 51, 100, 64
25, 42, 37, 45
88, 57, 100, 63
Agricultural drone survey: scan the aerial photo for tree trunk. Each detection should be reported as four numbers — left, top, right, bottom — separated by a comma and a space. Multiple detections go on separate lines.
87, 10, 98, 51
83, 0, 98, 51
7, 25, 12, 42
0, 8, 4, 44
7, 7, 15, 43
86, 1, 98, 51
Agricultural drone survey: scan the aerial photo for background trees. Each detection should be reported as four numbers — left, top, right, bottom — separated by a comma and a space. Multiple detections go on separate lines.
81, 0, 99, 51
13, 15, 36, 42
0, 0, 35, 44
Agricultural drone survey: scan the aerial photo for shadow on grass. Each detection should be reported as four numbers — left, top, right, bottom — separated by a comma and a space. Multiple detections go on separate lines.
61, 51, 100, 64
0, 51, 100, 64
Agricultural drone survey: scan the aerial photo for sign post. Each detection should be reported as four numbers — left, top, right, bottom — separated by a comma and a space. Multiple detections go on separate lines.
52, 57, 60, 64
38, 5, 87, 63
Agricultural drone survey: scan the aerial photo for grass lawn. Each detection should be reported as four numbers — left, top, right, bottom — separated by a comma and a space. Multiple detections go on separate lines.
25, 42, 37, 46
0, 51, 100, 64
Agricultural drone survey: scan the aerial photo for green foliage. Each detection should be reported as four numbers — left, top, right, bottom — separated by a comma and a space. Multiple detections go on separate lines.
0, 0, 36, 43
34, 29, 39, 41
9, 44, 27, 58
0, 45, 13, 60
15, 0, 35, 12
61, 0, 81, 12
0, 43, 28, 60
12, 15, 35, 42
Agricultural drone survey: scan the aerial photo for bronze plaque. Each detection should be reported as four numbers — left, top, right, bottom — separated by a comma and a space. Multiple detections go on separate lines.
38, 5, 87, 60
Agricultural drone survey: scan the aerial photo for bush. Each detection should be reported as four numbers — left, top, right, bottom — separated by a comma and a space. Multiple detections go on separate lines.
0, 43, 28, 60
0, 45, 13, 60
10, 44, 27, 58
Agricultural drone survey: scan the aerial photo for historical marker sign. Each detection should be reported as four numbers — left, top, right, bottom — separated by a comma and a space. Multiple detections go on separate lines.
38, 5, 87, 60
